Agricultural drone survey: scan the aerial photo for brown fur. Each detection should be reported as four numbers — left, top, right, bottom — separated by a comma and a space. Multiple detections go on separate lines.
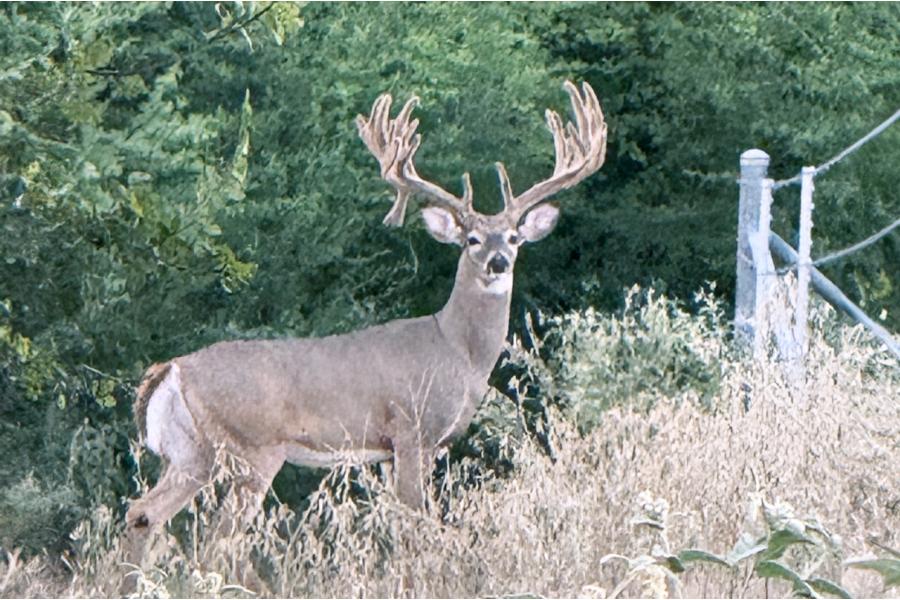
133, 362, 172, 436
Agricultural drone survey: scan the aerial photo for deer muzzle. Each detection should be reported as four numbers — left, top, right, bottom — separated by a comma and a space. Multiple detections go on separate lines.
487, 254, 510, 275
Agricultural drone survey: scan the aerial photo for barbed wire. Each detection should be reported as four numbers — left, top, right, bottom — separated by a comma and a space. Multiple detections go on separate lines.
773, 107, 900, 190
762, 108, 900, 272
771, 214, 899, 275
812, 216, 900, 268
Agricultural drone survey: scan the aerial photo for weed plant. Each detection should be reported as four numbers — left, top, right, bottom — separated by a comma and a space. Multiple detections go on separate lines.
0, 288, 897, 598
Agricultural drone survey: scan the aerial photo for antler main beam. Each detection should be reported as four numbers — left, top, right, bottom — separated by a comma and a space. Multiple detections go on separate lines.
356, 94, 472, 226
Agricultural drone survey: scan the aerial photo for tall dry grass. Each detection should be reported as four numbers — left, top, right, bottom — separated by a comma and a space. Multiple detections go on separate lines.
1, 294, 897, 598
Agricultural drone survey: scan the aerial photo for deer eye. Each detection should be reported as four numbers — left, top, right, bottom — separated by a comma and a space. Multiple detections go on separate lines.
467, 236, 481, 246
508, 234, 520, 245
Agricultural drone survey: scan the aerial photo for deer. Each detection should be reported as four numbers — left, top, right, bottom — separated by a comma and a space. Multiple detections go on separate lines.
124, 81, 607, 549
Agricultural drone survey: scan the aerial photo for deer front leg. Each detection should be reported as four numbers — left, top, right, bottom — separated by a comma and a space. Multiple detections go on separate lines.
391, 435, 431, 509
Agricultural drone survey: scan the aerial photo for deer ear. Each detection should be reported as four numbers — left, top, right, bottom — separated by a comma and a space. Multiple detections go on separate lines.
518, 204, 560, 243
422, 206, 464, 246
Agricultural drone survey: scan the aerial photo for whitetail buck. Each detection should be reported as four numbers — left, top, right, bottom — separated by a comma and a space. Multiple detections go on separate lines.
126, 81, 606, 543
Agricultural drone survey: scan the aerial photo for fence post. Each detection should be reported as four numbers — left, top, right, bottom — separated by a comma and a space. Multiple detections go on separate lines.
735, 149, 773, 356
794, 166, 815, 361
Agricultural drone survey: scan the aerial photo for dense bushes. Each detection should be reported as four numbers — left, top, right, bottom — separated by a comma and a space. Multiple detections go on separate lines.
1, 2, 898, 584
547, 285, 728, 422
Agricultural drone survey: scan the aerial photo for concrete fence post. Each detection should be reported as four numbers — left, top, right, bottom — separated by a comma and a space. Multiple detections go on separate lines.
735, 149, 773, 356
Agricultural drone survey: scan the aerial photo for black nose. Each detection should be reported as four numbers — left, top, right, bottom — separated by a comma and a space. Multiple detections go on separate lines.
487, 254, 510, 274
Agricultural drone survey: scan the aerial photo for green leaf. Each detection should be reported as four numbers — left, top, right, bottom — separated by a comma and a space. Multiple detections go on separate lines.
678, 549, 732, 569
727, 533, 768, 565
763, 528, 816, 561
661, 555, 685, 574
807, 578, 852, 599
845, 558, 900, 589
231, 88, 252, 186
755, 560, 815, 598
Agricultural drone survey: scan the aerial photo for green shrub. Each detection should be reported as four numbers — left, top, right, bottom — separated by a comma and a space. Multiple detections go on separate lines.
500, 285, 730, 434
0, 475, 80, 555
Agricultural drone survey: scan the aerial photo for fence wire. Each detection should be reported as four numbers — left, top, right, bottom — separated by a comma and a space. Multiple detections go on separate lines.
773, 107, 900, 190
813, 216, 900, 268
774, 215, 900, 275
766, 107, 900, 270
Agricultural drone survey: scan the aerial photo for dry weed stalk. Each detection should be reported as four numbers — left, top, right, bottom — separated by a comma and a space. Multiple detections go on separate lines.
4, 298, 898, 598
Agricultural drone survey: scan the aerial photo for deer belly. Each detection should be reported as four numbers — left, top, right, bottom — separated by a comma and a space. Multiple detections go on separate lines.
282, 444, 392, 468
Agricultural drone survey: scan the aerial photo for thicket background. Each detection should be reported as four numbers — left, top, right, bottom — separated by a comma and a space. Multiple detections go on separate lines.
1, 1, 898, 564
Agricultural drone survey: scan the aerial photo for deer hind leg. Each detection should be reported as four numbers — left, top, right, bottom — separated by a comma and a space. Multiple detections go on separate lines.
217, 447, 285, 535
125, 364, 212, 562
201, 447, 284, 595
120, 461, 212, 594
126, 460, 209, 533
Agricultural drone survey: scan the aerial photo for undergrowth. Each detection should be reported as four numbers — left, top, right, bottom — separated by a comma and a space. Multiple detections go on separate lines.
1, 287, 898, 598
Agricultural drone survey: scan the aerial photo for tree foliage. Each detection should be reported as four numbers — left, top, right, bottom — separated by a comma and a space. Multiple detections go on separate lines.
0, 2, 897, 554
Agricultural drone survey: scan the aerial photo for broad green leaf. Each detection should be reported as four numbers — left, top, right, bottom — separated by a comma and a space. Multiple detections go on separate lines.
846, 558, 900, 589
807, 578, 852, 599
678, 549, 732, 569
727, 533, 768, 565
763, 528, 816, 561
755, 560, 815, 598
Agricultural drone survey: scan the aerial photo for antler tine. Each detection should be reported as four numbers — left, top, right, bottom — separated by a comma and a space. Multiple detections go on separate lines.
566, 81, 589, 147
357, 93, 470, 227
507, 81, 607, 221
460, 172, 474, 211
546, 109, 566, 175
495, 162, 514, 212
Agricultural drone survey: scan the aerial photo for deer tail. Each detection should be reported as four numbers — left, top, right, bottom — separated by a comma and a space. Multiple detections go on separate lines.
134, 362, 172, 437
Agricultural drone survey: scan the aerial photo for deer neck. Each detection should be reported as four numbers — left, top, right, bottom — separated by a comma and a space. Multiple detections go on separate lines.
435, 252, 512, 376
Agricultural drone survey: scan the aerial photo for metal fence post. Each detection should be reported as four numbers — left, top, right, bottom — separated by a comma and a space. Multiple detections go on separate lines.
735, 149, 772, 356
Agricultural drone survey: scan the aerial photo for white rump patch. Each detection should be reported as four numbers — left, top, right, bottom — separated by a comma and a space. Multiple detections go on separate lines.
145, 364, 195, 458
479, 273, 513, 295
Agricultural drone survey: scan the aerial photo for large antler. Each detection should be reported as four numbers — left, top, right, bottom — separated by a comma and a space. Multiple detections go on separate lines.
498, 81, 607, 221
356, 94, 473, 226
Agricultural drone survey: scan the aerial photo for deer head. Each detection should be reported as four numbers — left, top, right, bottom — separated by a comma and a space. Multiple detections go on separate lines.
356, 81, 607, 294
